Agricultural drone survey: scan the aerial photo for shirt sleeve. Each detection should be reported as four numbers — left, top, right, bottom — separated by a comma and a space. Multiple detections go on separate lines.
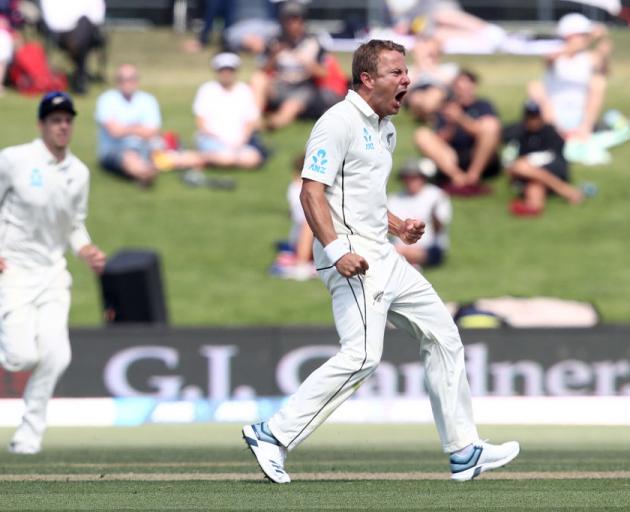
192, 85, 206, 117
476, 99, 497, 117
68, 170, 92, 254
434, 191, 453, 225
144, 95, 162, 129
301, 111, 349, 186
0, 150, 12, 205
94, 92, 110, 124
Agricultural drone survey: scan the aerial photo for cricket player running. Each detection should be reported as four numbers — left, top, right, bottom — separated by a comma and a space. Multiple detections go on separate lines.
0, 92, 106, 454
243, 40, 519, 482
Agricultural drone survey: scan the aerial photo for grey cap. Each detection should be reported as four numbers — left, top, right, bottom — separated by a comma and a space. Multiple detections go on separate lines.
280, 1, 306, 19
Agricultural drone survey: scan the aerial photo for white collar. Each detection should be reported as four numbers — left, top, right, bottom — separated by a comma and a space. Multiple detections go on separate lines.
346, 90, 378, 120
346, 90, 391, 124
34, 138, 71, 169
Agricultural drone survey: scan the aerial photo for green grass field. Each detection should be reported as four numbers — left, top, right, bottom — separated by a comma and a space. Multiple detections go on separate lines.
1, 424, 629, 510
1, 29, 629, 326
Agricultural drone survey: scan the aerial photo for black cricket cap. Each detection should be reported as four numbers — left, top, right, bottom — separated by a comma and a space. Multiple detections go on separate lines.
38, 91, 77, 120
523, 99, 542, 117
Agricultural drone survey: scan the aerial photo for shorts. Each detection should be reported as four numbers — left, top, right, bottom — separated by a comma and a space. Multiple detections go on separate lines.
513, 156, 569, 195
196, 133, 267, 162
426, 245, 445, 267
268, 81, 324, 117
99, 137, 159, 177
435, 147, 501, 185
99, 153, 129, 178
196, 134, 231, 154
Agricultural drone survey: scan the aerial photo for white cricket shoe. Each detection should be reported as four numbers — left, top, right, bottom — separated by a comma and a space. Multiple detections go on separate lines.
242, 423, 290, 484
8, 439, 41, 455
450, 440, 520, 481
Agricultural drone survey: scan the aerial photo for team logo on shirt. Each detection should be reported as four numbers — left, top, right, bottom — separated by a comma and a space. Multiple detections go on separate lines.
363, 127, 375, 150
308, 149, 328, 174
30, 168, 43, 188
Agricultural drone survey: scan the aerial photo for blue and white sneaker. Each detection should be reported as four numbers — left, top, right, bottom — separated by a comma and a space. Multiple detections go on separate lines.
242, 422, 290, 484
450, 440, 520, 481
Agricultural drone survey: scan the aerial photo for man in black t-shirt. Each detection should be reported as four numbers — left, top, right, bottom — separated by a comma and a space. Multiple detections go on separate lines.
414, 70, 501, 190
504, 100, 585, 216
250, 2, 328, 130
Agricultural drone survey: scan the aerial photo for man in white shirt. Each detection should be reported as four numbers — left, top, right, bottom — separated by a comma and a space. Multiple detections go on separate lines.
388, 158, 452, 268
193, 52, 264, 169
242, 39, 519, 483
41, 0, 106, 94
0, 92, 105, 454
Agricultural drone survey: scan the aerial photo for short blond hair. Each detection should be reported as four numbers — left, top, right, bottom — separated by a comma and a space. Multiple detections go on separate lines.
352, 39, 405, 89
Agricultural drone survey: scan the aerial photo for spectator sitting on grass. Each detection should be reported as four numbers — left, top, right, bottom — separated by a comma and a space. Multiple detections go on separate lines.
95, 64, 202, 186
388, 157, 452, 268
269, 152, 315, 281
193, 52, 266, 170
504, 100, 591, 217
414, 69, 501, 195
405, 35, 459, 122
527, 13, 612, 142
250, 1, 328, 131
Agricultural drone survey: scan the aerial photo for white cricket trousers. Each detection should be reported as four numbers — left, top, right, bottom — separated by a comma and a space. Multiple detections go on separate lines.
0, 263, 72, 445
269, 239, 479, 453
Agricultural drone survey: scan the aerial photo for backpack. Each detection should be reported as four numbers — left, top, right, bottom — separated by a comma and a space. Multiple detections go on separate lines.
8, 42, 67, 95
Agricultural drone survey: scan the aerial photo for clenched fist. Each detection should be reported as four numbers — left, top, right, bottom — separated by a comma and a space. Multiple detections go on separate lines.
335, 253, 369, 278
398, 219, 425, 245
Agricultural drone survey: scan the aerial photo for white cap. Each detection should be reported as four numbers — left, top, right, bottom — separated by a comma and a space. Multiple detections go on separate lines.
557, 13, 593, 38
211, 52, 241, 71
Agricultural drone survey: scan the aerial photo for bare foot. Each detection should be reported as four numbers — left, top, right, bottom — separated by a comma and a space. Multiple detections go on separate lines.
568, 189, 584, 205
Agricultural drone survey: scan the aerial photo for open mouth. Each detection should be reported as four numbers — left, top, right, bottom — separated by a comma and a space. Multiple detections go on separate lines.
394, 90, 407, 106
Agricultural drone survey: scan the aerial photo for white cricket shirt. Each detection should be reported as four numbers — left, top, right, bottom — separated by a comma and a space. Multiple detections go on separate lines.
301, 90, 397, 265
0, 139, 92, 269
388, 184, 452, 250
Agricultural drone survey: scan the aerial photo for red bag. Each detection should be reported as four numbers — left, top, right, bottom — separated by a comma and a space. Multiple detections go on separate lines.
8, 42, 67, 95
315, 54, 349, 98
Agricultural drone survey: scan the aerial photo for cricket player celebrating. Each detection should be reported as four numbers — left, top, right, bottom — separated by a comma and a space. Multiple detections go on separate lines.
243, 40, 519, 482
0, 92, 105, 454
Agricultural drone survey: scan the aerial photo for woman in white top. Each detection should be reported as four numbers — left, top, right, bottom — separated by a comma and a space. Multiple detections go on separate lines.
528, 13, 612, 140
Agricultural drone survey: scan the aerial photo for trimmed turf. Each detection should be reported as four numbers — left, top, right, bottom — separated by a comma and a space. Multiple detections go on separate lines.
0, 424, 629, 510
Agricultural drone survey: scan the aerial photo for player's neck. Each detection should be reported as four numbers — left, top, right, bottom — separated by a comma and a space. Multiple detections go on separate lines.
42, 140, 67, 162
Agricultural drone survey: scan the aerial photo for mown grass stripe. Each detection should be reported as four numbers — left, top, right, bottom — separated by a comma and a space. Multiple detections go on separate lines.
2, 471, 630, 482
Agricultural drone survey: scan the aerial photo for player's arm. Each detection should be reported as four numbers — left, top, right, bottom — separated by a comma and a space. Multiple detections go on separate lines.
300, 179, 368, 277
69, 173, 106, 274
575, 54, 607, 138
301, 112, 368, 277
78, 244, 106, 275
0, 151, 12, 272
388, 210, 425, 245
